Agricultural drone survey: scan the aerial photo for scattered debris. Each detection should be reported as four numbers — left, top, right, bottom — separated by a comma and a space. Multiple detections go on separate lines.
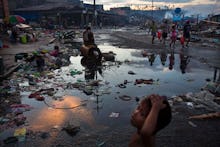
135, 79, 154, 85
128, 71, 136, 75
14, 128, 27, 142
188, 121, 197, 127
3, 136, 18, 144
62, 124, 80, 137
119, 95, 132, 101
102, 51, 115, 61
109, 112, 120, 118
40, 132, 50, 139
188, 112, 220, 119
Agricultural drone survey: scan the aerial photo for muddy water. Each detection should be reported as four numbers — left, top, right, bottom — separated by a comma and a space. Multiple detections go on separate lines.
0, 40, 214, 146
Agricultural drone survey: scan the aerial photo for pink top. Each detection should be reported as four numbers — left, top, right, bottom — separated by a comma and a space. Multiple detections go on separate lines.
50, 50, 59, 57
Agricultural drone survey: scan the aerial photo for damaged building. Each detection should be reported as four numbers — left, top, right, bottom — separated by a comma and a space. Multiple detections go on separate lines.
11, 1, 126, 28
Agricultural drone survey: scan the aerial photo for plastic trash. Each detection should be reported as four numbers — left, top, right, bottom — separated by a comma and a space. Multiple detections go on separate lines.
96, 141, 106, 147
109, 112, 120, 118
3, 136, 18, 144
186, 102, 194, 108
14, 128, 27, 142
188, 121, 197, 127
128, 71, 136, 75
119, 95, 132, 101
62, 125, 80, 137
40, 132, 50, 139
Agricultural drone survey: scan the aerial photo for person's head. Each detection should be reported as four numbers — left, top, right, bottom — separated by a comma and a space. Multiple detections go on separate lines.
86, 26, 91, 31
164, 19, 168, 24
186, 20, 190, 24
131, 95, 172, 134
54, 45, 59, 51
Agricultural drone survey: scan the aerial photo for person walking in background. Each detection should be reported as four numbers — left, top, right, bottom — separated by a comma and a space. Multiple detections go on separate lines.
149, 21, 157, 44
169, 25, 177, 48
157, 30, 162, 42
83, 26, 95, 46
129, 94, 172, 147
183, 20, 191, 48
161, 20, 169, 45
180, 33, 185, 49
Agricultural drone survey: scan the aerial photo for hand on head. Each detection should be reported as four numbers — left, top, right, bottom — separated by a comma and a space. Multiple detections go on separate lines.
148, 94, 167, 110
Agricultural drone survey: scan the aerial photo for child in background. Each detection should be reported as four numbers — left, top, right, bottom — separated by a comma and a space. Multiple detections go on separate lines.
129, 94, 172, 147
149, 21, 157, 44
169, 25, 177, 48
180, 34, 185, 48
50, 45, 60, 57
157, 30, 162, 42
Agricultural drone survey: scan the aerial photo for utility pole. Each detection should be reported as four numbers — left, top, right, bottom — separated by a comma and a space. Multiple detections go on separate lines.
93, 0, 97, 27
151, 0, 153, 19
2, 0, 10, 20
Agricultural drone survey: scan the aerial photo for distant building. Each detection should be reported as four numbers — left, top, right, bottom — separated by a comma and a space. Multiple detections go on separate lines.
46, 0, 81, 5
12, 2, 122, 28
209, 14, 220, 23
110, 7, 131, 16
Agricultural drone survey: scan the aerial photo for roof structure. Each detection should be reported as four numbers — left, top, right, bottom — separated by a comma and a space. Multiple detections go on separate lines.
14, 2, 82, 11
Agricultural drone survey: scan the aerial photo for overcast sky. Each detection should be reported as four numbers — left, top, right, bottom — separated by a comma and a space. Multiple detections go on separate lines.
83, 0, 220, 16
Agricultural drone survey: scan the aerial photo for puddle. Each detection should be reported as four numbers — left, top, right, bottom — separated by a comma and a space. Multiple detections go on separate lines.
0, 39, 215, 144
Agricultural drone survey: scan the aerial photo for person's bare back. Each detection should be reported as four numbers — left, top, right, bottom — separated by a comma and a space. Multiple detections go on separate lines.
129, 132, 155, 147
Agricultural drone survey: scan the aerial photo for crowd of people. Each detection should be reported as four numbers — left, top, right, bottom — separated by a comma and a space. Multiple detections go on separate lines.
149, 19, 191, 48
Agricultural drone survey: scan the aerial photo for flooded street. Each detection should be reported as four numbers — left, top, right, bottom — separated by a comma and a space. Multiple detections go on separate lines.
0, 28, 219, 147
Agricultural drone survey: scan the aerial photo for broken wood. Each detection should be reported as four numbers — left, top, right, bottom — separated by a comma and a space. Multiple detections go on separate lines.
188, 112, 220, 119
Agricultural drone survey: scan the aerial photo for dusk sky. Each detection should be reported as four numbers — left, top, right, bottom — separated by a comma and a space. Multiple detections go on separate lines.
83, 0, 220, 16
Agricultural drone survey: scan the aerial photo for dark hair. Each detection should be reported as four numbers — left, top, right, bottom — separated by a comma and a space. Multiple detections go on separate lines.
54, 45, 59, 50
154, 100, 172, 134
144, 96, 172, 134
86, 27, 91, 30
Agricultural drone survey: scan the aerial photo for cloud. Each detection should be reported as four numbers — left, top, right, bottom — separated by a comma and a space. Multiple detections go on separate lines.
85, 0, 127, 4
83, 0, 220, 12
140, 0, 193, 3
183, 3, 220, 16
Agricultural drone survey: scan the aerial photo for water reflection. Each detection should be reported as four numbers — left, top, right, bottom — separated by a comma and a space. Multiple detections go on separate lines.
179, 50, 191, 74
25, 95, 95, 131
80, 55, 104, 114
81, 57, 102, 80
213, 67, 220, 82
1, 43, 214, 144
148, 53, 156, 66
160, 49, 167, 66
169, 50, 175, 70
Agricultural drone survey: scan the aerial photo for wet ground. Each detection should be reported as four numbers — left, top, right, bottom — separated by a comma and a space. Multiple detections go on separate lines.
0, 27, 220, 147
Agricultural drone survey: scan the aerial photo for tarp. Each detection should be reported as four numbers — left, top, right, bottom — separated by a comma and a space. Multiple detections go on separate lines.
16, 23, 31, 29
173, 15, 182, 22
